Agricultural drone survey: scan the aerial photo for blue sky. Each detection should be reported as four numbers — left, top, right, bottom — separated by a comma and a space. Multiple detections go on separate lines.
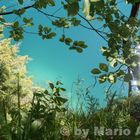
1, 0, 131, 105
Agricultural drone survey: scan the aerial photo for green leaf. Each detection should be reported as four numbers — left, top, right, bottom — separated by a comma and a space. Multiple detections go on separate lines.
98, 74, 106, 84
59, 88, 66, 92
96, 17, 103, 22
109, 57, 118, 67
13, 8, 25, 16
35, 0, 48, 9
44, 90, 49, 94
59, 35, 65, 42
124, 73, 133, 82
49, 82, 54, 89
48, 0, 55, 6
46, 32, 56, 39
23, 17, 33, 23
65, 38, 73, 45
13, 21, 19, 28
18, 0, 23, 4
34, 93, 43, 97
76, 47, 83, 53
56, 81, 63, 85
99, 63, 108, 72
56, 96, 68, 104
10, 27, 24, 41
108, 73, 116, 84
91, 0, 100, 2
116, 70, 125, 77
69, 46, 77, 50
71, 17, 81, 26
23, 17, 33, 26
66, 2, 79, 16
91, 68, 101, 74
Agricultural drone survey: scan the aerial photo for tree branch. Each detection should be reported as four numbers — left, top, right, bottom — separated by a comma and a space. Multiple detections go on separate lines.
36, 9, 107, 35
129, 2, 140, 18
78, 13, 108, 42
36, 9, 61, 19
127, 2, 140, 97
64, 0, 108, 42
79, 23, 107, 35
0, 4, 35, 16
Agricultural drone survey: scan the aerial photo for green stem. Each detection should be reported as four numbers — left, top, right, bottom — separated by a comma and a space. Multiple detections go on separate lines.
17, 74, 21, 140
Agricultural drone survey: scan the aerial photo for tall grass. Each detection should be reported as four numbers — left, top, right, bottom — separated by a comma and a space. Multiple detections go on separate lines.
0, 78, 140, 140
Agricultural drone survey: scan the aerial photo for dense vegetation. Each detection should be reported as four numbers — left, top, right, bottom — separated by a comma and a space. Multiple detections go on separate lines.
0, 0, 140, 140
0, 38, 139, 139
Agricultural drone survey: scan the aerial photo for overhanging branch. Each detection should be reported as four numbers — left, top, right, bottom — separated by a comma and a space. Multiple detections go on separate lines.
0, 4, 35, 16
129, 2, 140, 18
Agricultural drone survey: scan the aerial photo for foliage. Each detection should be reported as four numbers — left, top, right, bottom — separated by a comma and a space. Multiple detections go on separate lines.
0, 1, 140, 140
0, 37, 68, 140
0, 38, 33, 140
0, 38, 140, 139
0, 0, 139, 95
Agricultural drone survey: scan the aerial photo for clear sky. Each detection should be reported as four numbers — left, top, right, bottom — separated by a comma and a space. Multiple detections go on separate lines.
1, 0, 131, 106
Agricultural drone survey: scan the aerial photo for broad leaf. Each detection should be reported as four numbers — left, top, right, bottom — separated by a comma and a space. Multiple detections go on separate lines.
99, 63, 108, 72
18, 0, 23, 4
56, 96, 68, 104
124, 73, 133, 82
98, 74, 107, 84
108, 73, 117, 84
66, 2, 79, 16
91, 68, 101, 74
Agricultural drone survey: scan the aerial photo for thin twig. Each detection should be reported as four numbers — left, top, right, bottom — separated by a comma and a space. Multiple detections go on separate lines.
35, 9, 61, 19
78, 13, 108, 42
